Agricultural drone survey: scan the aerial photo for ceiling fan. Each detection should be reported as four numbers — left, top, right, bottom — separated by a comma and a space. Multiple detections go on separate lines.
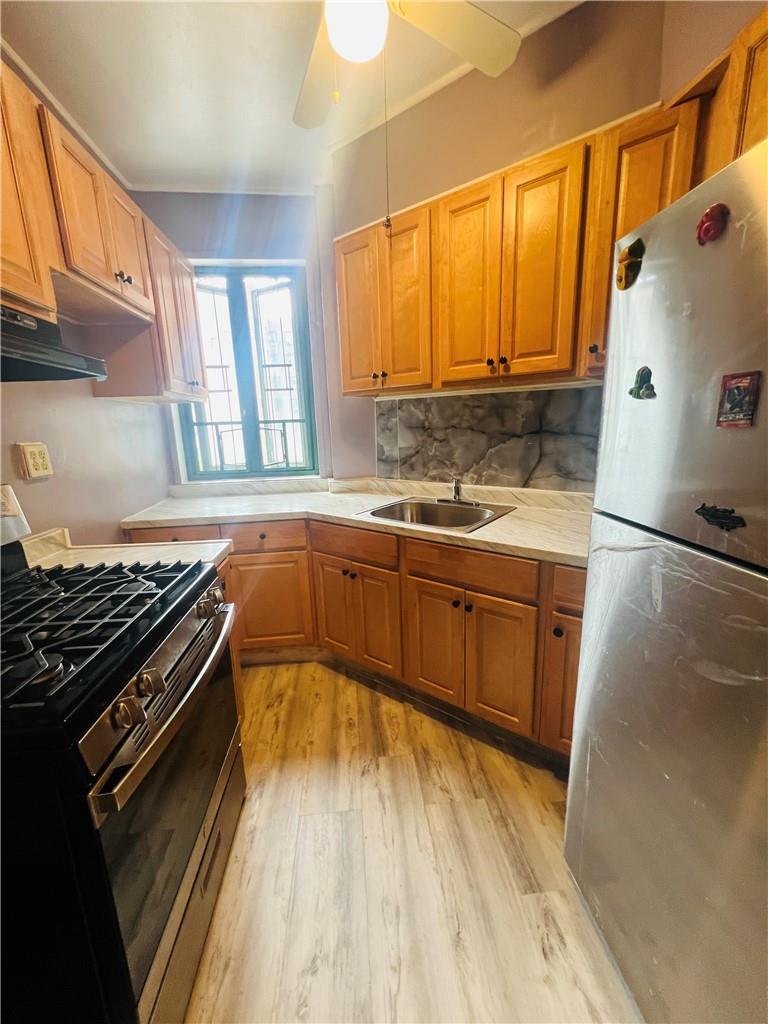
294, 1, 522, 129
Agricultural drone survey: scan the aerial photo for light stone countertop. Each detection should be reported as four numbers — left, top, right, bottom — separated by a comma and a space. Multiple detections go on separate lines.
122, 480, 593, 568
23, 528, 232, 570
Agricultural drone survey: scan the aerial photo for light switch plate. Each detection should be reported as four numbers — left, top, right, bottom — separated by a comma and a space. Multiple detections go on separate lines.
16, 442, 54, 479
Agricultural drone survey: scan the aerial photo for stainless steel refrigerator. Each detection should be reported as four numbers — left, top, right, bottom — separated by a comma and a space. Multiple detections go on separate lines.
565, 140, 768, 1024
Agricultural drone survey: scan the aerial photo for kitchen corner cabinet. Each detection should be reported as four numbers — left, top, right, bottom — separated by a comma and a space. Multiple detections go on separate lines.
313, 551, 402, 677
501, 141, 587, 377
92, 222, 207, 402
578, 100, 700, 376
1, 63, 60, 318
336, 208, 432, 394
229, 551, 315, 650
435, 176, 503, 384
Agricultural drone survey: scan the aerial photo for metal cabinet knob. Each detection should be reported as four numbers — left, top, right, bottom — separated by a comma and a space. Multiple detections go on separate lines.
342, 568, 350, 576
486, 358, 495, 367
136, 668, 167, 697
125, 274, 133, 285
371, 372, 379, 380
112, 696, 147, 730
553, 626, 564, 638
187, 379, 201, 387
115, 270, 126, 282
380, 370, 388, 379
588, 344, 599, 354
258, 532, 267, 540
349, 571, 358, 579
464, 603, 474, 613
499, 356, 509, 365
451, 599, 461, 608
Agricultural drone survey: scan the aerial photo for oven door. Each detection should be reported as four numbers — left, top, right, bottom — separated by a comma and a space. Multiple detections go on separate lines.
91, 604, 239, 1021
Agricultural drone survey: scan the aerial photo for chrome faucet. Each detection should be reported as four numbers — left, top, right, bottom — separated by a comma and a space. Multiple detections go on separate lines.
451, 476, 462, 502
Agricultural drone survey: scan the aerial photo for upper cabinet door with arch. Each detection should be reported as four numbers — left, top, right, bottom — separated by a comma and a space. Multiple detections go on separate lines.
578, 100, 700, 376
335, 225, 383, 392
500, 141, 588, 378
0, 63, 59, 317
40, 107, 119, 295
735, 10, 768, 157
378, 206, 432, 389
436, 176, 503, 384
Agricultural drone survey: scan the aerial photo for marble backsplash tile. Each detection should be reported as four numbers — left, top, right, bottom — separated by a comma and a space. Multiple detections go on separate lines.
376, 387, 602, 491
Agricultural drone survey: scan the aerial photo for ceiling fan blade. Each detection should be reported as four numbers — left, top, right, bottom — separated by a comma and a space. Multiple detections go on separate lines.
293, 17, 336, 129
389, 1, 521, 77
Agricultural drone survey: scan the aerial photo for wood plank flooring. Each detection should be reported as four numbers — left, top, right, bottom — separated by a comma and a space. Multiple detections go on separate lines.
185, 663, 639, 1024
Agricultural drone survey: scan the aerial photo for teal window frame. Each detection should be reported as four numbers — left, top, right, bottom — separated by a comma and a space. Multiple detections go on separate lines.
179, 265, 318, 480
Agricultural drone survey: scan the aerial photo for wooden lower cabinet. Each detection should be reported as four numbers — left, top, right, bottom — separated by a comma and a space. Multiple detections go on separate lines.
538, 610, 583, 755
405, 575, 466, 706
465, 591, 537, 736
229, 551, 314, 650
313, 552, 402, 676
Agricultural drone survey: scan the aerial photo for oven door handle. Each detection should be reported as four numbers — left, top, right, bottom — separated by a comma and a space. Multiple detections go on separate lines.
88, 603, 235, 826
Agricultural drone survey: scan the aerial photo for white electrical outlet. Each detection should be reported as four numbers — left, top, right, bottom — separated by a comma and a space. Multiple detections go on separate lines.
16, 442, 54, 479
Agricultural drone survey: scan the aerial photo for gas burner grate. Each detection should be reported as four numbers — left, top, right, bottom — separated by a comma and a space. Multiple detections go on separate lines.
1, 559, 204, 713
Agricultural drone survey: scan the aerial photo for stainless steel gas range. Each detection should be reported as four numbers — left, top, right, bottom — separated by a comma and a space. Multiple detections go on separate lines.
1, 555, 245, 1024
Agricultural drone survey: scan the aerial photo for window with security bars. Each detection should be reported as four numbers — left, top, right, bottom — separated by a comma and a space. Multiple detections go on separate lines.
180, 267, 318, 479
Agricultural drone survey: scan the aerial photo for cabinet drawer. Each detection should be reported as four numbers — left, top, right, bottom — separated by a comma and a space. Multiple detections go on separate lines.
127, 525, 221, 543
552, 565, 586, 611
221, 520, 306, 553
309, 521, 398, 569
404, 539, 538, 603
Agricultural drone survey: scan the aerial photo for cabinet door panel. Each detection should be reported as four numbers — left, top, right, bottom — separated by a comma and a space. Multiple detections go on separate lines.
465, 591, 537, 736
738, 21, 768, 154
379, 207, 432, 389
106, 181, 154, 314
230, 551, 314, 649
1, 66, 57, 313
40, 108, 118, 292
405, 575, 465, 706
336, 226, 382, 392
539, 610, 582, 754
313, 552, 356, 657
501, 141, 586, 376
174, 254, 207, 398
579, 102, 699, 376
353, 562, 402, 678
144, 222, 189, 395
436, 177, 502, 383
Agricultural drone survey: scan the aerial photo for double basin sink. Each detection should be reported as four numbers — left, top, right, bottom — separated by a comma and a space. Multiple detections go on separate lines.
365, 497, 515, 534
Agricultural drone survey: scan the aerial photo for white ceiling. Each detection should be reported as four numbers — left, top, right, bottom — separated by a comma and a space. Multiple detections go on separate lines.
1, 1, 580, 193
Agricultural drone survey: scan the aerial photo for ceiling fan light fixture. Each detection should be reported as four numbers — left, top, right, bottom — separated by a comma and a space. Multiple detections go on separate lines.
325, 0, 389, 63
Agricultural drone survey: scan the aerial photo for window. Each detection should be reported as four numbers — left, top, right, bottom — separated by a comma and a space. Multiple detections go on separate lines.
180, 267, 318, 479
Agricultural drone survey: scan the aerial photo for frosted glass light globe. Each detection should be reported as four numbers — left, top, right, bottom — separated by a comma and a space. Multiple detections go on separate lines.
325, 0, 390, 63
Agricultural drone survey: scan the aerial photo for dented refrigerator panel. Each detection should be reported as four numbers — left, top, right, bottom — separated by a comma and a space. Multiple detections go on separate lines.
594, 140, 768, 570
565, 513, 768, 1024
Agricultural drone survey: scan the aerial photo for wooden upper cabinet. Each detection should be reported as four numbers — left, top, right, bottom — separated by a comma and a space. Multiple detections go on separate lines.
144, 222, 188, 394
173, 253, 207, 395
538, 610, 583, 754
500, 141, 587, 377
735, 11, 768, 156
436, 176, 503, 384
336, 226, 382, 392
465, 591, 537, 736
105, 180, 154, 314
378, 206, 432, 389
352, 563, 402, 678
1, 64, 58, 316
40, 107, 118, 294
578, 101, 699, 376
405, 575, 466, 707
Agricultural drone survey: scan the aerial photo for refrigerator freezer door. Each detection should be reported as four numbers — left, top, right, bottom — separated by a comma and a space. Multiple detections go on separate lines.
595, 140, 767, 569
565, 513, 768, 1024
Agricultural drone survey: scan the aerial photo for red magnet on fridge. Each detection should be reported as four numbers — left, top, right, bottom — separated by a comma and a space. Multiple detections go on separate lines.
696, 203, 730, 245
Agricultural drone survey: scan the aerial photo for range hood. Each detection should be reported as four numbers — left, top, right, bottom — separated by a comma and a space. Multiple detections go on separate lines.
1, 305, 107, 382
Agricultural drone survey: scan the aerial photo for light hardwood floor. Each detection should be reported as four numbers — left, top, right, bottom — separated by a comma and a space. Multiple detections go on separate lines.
185, 663, 639, 1024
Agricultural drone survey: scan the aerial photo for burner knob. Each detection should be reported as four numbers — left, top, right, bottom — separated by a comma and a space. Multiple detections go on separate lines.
136, 668, 167, 697
112, 696, 148, 731
196, 596, 218, 619
208, 586, 225, 605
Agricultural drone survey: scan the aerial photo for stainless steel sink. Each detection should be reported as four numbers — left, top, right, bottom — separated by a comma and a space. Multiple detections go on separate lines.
365, 498, 515, 533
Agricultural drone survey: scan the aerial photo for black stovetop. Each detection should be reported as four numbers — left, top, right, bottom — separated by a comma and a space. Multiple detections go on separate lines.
1, 559, 214, 740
